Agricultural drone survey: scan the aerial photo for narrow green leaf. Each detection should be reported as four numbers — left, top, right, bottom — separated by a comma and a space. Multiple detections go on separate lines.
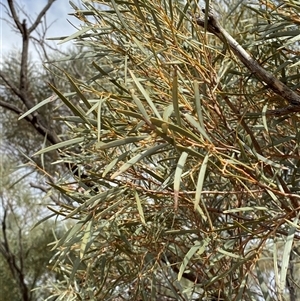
290, 59, 300, 68
129, 70, 162, 119
66, 187, 124, 218
137, 48, 167, 67
18, 94, 58, 120
102, 152, 129, 177
96, 198, 125, 219
52, 221, 84, 250
31, 213, 57, 230
194, 81, 204, 123
131, 36, 149, 56
168, 0, 174, 20
69, 257, 82, 283
141, 167, 164, 183
117, 109, 145, 120
65, 72, 93, 114
236, 276, 249, 301
149, 7, 167, 46
135, 191, 146, 225
40, 134, 48, 170
176, 1, 191, 30
273, 241, 280, 298
269, 136, 295, 147
256, 152, 287, 170
45, 50, 108, 62
174, 152, 188, 209
49, 84, 92, 125
56, 116, 98, 126
162, 60, 185, 65
111, 143, 168, 179
217, 248, 243, 259
92, 61, 129, 94
270, 30, 300, 39
96, 136, 148, 150
279, 214, 299, 295
165, 229, 199, 235
194, 153, 209, 211
98, 99, 102, 142
178, 238, 210, 281
183, 113, 211, 142
110, 0, 130, 32
130, 90, 151, 123
80, 220, 92, 259
133, 0, 147, 25
242, 141, 288, 170
224, 206, 268, 213
262, 104, 269, 133
163, 104, 174, 121
57, 26, 93, 44
34, 137, 85, 156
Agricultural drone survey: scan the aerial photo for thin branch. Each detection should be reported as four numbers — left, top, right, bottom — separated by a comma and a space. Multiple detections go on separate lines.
6, 1, 29, 101
0, 99, 24, 115
0, 98, 60, 145
0, 17, 18, 32
266, 105, 300, 116
194, 7, 300, 116
20, 19, 29, 99
7, 0, 23, 34
28, 0, 57, 33
30, 182, 62, 205
1, 1, 60, 146
194, 7, 300, 211
0, 71, 24, 100
29, 183, 49, 193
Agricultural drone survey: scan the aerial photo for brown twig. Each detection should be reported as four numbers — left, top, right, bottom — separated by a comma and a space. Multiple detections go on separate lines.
194, 7, 300, 116
194, 6, 300, 211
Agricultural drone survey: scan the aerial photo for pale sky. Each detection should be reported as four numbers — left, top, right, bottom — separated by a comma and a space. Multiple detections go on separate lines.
1, 0, 83, 62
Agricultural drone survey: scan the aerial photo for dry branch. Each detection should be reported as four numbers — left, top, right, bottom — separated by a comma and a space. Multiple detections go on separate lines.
195, 6, 300, 116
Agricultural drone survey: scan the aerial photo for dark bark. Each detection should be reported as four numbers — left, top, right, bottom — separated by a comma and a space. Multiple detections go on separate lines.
0, 2, 58, 300
1, 209, 29, 301
2, 0, 59, 145
194, 6, 300, 212
194, 7, 300, 116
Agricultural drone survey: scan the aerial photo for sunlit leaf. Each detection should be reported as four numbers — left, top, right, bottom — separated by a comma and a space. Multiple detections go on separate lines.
279, 214, 299, 295
178, 238, 210, 281
34, 137, 85, 155
174, 151, 188, 209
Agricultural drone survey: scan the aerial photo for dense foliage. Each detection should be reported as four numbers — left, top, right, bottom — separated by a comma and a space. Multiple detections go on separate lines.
0, 1, 95, 299
27, 0, 300, 300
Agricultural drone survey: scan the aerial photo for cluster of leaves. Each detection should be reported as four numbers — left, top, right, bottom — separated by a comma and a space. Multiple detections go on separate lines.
34, 0, 300, 300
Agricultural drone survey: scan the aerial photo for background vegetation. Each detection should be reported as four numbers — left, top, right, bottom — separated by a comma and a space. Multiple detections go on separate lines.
1, 0, 300, 300
0, 1, 86, 300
